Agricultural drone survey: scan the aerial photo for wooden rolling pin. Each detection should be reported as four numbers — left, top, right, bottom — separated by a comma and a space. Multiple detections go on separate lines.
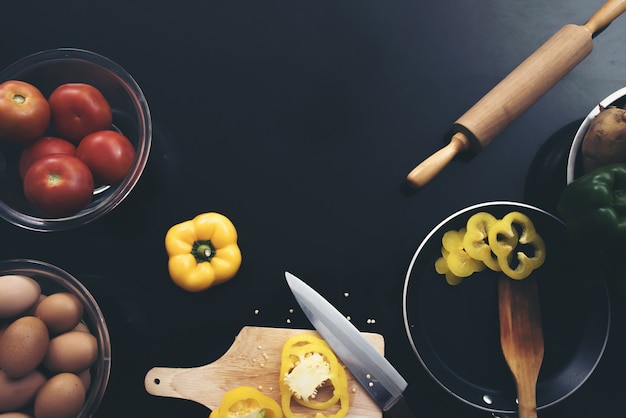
406, 0, 626, 189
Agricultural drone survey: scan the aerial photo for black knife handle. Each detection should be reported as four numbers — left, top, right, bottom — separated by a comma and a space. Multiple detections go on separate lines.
385, 395, 417, 418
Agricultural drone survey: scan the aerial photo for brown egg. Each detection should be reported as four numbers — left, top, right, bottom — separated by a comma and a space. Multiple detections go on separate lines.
0, 275, 41, 319
34, 373, 85, 418
0, 413, 34, 418
0, 316, 49, 378
43, 331, 98, 373
35, 293, 83, 336
71, 322, 90, 333
76, 369, 91, 392
0, 369, 46, 412
25, 294, 47, 316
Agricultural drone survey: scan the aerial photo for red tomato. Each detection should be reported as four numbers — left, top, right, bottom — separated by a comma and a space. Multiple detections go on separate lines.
23, 154, 94, 217
0, 80, 51, 144
48, 83, 112, 143
19, 136, 77, 180
76, 130, 136, 185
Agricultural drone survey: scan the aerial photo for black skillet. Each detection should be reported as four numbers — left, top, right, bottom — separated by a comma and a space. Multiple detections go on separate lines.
402, 201, 610, 415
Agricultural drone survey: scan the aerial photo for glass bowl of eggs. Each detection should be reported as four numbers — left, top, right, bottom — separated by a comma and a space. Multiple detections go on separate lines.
0, 258, 111, 417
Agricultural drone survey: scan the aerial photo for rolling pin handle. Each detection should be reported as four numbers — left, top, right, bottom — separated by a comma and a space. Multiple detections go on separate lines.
406, 131, 471, 189
583, 0, 626, 35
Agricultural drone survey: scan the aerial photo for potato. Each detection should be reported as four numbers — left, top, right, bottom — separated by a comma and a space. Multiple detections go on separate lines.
582, 104, 626, 173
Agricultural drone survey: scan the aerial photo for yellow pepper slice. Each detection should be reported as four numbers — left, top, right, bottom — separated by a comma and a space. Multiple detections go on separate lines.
487, 211, 546, 280
462, 212, 503, 271
165, 212, 242, 292
279, 334, 349, 418
435, 248, 464, 285
440, 228, 486, 278
209, 386, 282, 418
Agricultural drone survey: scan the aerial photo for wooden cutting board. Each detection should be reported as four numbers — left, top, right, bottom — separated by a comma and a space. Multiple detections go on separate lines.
144, 326, 384, 417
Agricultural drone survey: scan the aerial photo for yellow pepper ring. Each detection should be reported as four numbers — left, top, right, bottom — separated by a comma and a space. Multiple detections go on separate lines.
287, 345, 343, 410
283, 334, 325, 349
435, 248, 464, 285
209, 386, 282, 418
441, 228, 486, 278
487, 211, 546, 280
293, 366, 349, 417
280, 334, 349, 418
463, 212, 504, 271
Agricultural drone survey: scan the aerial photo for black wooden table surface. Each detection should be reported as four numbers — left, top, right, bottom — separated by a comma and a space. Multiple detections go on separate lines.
1, 1, 625, 417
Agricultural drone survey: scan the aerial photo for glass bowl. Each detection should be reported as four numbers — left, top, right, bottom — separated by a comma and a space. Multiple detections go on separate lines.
566, 86, 626, 184
0, 258, 111, 417
0, 48, 151, 231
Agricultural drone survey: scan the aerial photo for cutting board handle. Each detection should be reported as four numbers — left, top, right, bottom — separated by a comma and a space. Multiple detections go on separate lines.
584, 0, 626, 34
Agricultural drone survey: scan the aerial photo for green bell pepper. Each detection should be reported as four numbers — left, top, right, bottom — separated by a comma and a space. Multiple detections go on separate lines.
557, 163, 626, 248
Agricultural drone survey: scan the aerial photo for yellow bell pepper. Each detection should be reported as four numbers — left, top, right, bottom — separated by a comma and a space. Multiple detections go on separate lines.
209, 386, 282, 418
487, 211, 546, 280
279, 334, 349, 418
165, 212, 242, 292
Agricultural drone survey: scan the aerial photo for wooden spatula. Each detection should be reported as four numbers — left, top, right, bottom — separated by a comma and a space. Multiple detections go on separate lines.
498, 274, 544, 418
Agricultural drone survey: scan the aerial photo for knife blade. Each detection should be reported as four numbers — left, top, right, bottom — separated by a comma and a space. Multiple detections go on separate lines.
285, 271, 416, 418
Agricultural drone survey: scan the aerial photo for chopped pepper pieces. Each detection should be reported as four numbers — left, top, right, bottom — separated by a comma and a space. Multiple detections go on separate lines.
165, 212, 242, 292
487, 211, 546, 280
209, 386, 282, 418
279, 334, 349, 418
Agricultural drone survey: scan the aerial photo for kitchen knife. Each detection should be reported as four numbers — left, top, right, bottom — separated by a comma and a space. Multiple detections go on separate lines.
405, 0, 626, 189
285, 271, 416, 418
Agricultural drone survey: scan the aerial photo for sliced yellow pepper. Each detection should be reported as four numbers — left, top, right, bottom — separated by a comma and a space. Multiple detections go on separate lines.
435, 248, 464, 285
440, 228, 486, 278
209, 386, 282, 418
462, 212, 503, 271
487, 211, 546, 280
165, 212, 242, 292
435, 211, 547, 284
279, 334, 349, 418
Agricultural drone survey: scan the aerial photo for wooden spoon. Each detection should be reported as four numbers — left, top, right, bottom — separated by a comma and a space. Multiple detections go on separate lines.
498, 274, 544, 418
